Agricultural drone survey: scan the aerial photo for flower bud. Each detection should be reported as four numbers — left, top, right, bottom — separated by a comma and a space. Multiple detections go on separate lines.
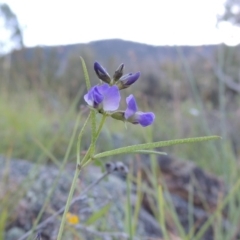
110, 111, 125, 121
94, 62, 111, 84
105, 162, 115, 173
113, 63, 124, 81
117, 72, 140, 90
115, 162, 129, 174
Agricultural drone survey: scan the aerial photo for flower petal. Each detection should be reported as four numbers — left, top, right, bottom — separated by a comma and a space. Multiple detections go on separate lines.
124, 94, 138, 119
96, 83, 110, 95
84, 92, 93, 106
102, 85, 121, 111
84, 86, 103, 107
92, 87, 104, 105
135, 112, 155, 127
84, 86, 95, 106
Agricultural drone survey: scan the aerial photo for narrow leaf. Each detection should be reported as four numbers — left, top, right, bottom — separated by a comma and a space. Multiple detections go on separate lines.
80, 56, 96, 150
85, 203, 111, 225
94, 136, 221, 159
80, 56, 91, 90
133, 150, 167, 155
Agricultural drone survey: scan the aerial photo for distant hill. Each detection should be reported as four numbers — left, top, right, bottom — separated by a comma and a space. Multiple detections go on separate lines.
10, 38, 218, 66
87, 39, 217, 60
5, 38, 222, 84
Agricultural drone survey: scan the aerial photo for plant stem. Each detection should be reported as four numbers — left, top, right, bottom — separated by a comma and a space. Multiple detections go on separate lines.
77, 112, 91, 165
81, 114, 107, 166
57, 114, 107, 240
56, 166, 80, 240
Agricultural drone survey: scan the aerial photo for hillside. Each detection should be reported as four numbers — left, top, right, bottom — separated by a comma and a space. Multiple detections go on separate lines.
9, 38, 218, 68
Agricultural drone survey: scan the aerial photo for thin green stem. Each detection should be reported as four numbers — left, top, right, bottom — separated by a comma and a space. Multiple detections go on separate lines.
126, 174, 133, 240
158, 185, 168, 239
57, 166, 80, 240
89, 110, 96, 154
81, 114, 107, 166
96, 114, 107, 138
77, 112, 91, 165
57, 114, 107, 240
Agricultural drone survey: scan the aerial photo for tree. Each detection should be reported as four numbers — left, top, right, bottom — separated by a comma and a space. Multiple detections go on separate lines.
0, 2, 23, 53
220, 0, 240, 26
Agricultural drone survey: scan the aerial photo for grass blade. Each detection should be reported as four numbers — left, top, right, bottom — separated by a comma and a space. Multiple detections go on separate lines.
85, 203, 111, 226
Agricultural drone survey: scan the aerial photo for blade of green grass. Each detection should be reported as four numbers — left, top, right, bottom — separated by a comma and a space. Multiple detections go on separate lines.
85, 203, 111, 226
125, 174, 133, 240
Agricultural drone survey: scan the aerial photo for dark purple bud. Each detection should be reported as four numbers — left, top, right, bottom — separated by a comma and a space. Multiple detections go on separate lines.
115, 162, 129, 174
113, 63, 124, 81
94, 62, 111, 84
105, 162, 115, 173
117, 72, 140, 90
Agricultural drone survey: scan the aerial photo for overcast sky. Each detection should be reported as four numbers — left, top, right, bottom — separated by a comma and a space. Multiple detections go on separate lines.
3, 0, 240, 47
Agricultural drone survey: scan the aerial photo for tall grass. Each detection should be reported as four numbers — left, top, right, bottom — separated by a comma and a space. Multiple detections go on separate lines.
1, 44, 240, 239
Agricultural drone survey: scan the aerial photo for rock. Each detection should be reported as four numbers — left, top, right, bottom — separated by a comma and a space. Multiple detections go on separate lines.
0, 156, 162, 240
0, 154, 235, 240
5, 228, 25, 240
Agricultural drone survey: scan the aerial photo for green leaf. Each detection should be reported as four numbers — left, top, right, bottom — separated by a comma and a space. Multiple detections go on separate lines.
93, 136, 221, 159
80, 56, 91, 90
85, 203, 111, 225
80, 56, 96, 152
133, 150, 167, 155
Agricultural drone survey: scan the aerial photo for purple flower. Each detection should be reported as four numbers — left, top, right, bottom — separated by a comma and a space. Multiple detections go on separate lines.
94, 62, 111, 84
117, 72, 140, 90
124, 94, 155, 127
84, 84, 121, 111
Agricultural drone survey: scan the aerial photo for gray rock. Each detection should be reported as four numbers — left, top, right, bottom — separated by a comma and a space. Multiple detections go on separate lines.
5, 228, 25, 240
0, 156, 162, 240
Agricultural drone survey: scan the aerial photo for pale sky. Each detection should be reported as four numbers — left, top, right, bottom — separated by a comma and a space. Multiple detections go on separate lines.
3, 0, 240, 47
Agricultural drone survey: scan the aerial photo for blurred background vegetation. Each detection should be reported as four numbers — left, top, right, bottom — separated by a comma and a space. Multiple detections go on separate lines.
0, 0, 240, 180
1, 1, 240, 240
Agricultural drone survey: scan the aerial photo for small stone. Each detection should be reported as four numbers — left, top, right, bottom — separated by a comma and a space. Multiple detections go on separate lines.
5, 227, 25, 240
